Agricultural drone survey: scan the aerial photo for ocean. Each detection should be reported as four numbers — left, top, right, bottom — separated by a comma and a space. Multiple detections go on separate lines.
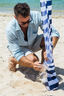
0, 0, 64, 16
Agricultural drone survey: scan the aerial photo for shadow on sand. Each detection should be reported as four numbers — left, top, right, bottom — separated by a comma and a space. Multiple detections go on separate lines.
17, 66, 64, 90
17, 66, 39, 81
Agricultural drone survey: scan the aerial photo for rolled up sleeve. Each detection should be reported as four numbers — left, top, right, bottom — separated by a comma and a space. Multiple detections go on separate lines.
51, 26, 60, 38
6, 30, 24, 61
37, 12, 60, 38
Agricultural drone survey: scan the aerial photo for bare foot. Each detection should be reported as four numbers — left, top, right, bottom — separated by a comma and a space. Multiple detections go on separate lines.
8, 61, 16, 72
8, 57, 17, 72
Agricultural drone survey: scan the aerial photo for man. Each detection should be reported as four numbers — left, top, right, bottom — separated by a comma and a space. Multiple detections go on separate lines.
6, 3, 60, 72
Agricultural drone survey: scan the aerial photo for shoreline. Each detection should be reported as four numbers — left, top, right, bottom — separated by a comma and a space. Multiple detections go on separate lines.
0, 11, 64, 18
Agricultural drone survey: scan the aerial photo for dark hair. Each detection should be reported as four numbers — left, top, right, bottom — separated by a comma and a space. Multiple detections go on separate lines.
14, 3, 30, 17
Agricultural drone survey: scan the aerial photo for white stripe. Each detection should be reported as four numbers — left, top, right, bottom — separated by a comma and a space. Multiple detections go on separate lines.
47, 72, 56, 77
47, 67, 55, 71
48, 15, 52, 20
47, 0, 51, 1
41, 15, 47, 21
47, 6, 52, 11
48, 78, 59, 86
40, 0, 46, 2
41, 78, 48, 83
41, 7, 46, 12
46, 86, 50, 90
43, 23, 49, 29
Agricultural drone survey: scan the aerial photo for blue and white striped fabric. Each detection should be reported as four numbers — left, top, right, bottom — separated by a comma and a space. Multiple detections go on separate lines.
40, 0, 59, 90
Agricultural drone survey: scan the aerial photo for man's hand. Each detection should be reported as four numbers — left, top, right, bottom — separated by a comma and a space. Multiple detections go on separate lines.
33, 61, 42, 71
43, 50, 48, 61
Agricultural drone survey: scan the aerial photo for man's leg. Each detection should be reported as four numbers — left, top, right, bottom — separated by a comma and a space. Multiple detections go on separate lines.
31, 34, 45, 64
8, 53, 39, 72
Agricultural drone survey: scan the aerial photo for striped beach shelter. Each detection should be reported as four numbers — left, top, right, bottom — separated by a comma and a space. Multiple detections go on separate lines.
40, 0, 59, 90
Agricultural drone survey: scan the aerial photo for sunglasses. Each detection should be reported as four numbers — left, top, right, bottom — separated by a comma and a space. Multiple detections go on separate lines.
20, 18, 32, 25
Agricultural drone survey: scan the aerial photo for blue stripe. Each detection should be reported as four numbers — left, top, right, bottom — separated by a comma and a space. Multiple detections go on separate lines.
49, 65, 54, 68
47, 76, 56, 81
48, 11, 52, 15
44, 82, 48, 87
45, 37, 49, 42
43, 18, 48, 25
46, 70, 55, 74
51, 45, 53, 49
47, 53, 51, 58
51, 59, 54, 63
49, 19, 52, 24
41, 11, 47, 16
46, 45, 50, 51
46, 59, 53, 64
44, 27, 49, 33
49, 83, 59, 90
40, 2, 46, 7
47, 1, 52, 6
50, 28, 52, 34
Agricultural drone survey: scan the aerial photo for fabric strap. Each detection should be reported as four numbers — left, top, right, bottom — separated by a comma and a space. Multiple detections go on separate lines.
40, 0, 59, 90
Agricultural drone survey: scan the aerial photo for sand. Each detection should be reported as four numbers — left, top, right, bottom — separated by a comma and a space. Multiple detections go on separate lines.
0, 13, 64, 96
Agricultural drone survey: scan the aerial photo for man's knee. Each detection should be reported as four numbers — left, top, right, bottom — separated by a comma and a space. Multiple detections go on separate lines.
26, 53, 39, 62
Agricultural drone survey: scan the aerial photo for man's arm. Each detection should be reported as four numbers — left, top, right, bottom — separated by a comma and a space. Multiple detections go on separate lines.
6, 31, 24, 61
18, 56, 42, 71
52, 37, 59, 48
52, 26, 60, 48
18, 56, 34, 68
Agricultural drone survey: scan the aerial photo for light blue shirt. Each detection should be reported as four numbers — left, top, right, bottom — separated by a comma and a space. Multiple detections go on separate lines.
6, 11, 60, 61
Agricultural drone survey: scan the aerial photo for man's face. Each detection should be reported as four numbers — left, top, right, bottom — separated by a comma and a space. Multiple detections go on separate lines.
15, 14, 30, 28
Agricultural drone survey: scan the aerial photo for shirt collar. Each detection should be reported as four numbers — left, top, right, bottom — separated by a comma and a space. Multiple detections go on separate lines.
15, 18, 21, 31
15, 15, 33, 31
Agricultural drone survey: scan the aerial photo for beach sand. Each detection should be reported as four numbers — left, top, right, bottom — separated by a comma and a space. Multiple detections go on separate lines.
0, 13, 64, 96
